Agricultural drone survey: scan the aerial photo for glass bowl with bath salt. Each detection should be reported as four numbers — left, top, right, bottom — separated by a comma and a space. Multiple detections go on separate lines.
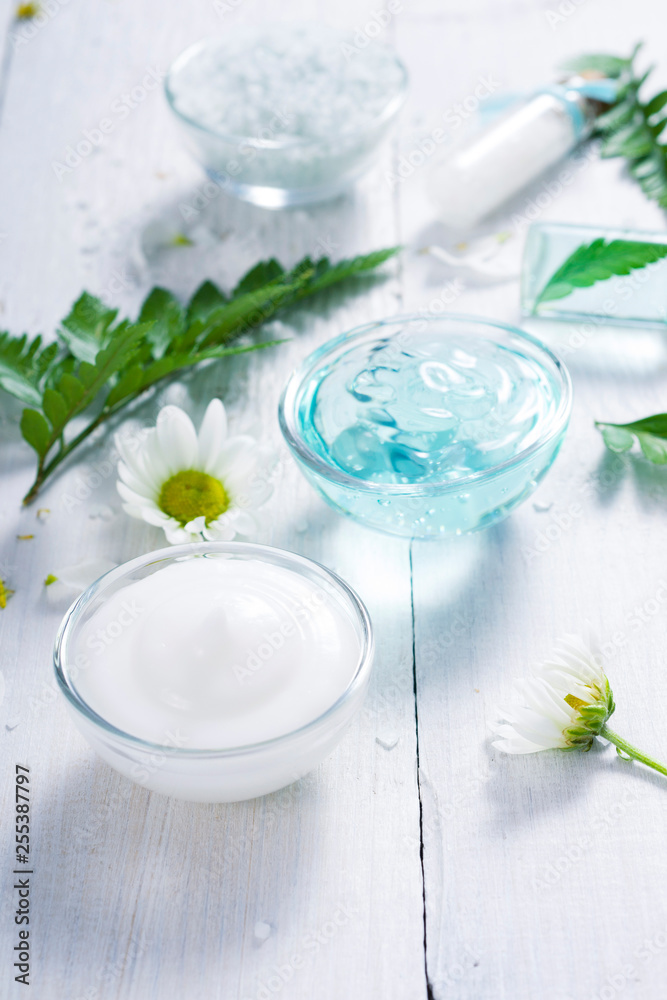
279, 315, 572, 539
164, 23, 408, 208
54, 542, 373, 803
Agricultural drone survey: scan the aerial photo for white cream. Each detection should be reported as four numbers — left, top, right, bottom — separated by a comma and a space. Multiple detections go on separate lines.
72, 557, 360, 749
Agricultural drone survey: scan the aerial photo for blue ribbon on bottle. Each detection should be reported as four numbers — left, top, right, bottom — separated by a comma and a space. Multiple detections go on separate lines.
540, 79, 621, 137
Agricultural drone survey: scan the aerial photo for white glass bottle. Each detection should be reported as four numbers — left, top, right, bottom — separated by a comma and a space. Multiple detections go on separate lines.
428, 79, 615, 231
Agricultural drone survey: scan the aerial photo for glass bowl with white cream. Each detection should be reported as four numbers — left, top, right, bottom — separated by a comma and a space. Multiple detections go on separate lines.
164, 23, 408, 208
279, 315, 572, 539
54, 542, 373, 802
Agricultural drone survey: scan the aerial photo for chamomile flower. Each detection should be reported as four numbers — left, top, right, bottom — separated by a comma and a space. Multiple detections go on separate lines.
492, 635, 667, 777
115, 399, 270, 544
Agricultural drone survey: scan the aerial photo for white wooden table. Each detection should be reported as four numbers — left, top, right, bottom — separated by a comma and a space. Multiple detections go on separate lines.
2, 1, 667, 997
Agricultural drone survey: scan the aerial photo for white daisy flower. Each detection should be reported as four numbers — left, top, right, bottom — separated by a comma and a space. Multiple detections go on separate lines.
492, 635, 615, 754
491, 635, 667, 778
115, 399, 271, 544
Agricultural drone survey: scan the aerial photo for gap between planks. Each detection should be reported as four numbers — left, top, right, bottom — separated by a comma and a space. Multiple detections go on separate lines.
410, 541, 437, 1000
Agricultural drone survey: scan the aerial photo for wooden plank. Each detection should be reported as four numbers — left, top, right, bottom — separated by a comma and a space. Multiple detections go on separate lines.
401, 2, 667, 997
0, 1, 427, 998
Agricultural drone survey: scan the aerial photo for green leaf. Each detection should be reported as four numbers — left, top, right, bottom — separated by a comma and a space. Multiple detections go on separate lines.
0, 332, 60, 405
42, 387, 68, 430
198, 274, 311, 348
233, 259, 285, 296
534, 238, 667, 307
59, 293, 118, 363
138, 287, 185, 359
601, 122, 653, 159
83, 323, 150, 395
15, 246, 398, 503
596, 100, 639, 132
104, 362, 143, 408
41, 321, 149, 450
20, 408, 50, 458
645, 90, 667, 117
598, 425, 634, 452
185, 280, 228, 326
58, 373, 85, 408
138, 339, 284, 392
560, 52, 632, 78
637, 432, 667, 463
580, 42, 667, 211
596, 414, 667, 463
604, 414, 667, 436
293, 247, 401, 300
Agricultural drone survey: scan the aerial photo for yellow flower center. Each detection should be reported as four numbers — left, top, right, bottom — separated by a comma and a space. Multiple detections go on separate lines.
16, 3, 39, 20
158, 470, 229, 526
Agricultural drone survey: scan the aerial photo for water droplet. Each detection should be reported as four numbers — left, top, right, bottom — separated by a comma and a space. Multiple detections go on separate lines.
254, 921, 272, 943
376, 733, 399, 750
532, 501, 553, 513
88, 505, 115, 521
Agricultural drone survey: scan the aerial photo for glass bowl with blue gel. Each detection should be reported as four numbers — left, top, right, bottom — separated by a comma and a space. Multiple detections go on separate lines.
279, 315, 572, 539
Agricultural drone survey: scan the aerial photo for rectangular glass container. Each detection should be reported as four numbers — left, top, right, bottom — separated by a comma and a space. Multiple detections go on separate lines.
521, 222, 667, 329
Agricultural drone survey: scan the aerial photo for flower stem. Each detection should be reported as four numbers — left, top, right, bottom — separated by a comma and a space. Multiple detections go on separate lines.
601, 725, 667, 777
22, 410, 110, 505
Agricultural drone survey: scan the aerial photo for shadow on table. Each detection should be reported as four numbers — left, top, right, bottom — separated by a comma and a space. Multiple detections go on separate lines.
32, 755, 326, 986
127, 175, 400, 316
591, 446, 667, 514
410, 516, 518, 677
483, 735, 667, 830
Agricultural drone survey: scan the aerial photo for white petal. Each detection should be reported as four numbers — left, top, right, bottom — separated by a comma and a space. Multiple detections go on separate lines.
184, 516, 208, 536
513, 677, 572, 724
114, 432, 137, 472
116, 429, 159, 487
117, 460, 157, 500
197, 399, 228, 472
134, 445, 161, 486
211, 435, 260, 482
561, 633, 599, 661
553, 636, 604, 682
134, 506, 173, 528
490, 724, 551, 754
224, 468, 271, 511
51, 558, 116, 592
540, 668, 595, 705
116, 481, 165, 514
492, 738, 548, 755
143, 429, 173, 484
217, 509, 258, 537
563, 652, 605, 688
201, 517, 237, 541
116, 480, 149, 506
163, 521, 195, 544
115, 430, 148, 475
497, 707, 567, 748
120, 503, 153, 520
502, 699, 568, 733
549, 654, 598, 686
156, 405, 198, 474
